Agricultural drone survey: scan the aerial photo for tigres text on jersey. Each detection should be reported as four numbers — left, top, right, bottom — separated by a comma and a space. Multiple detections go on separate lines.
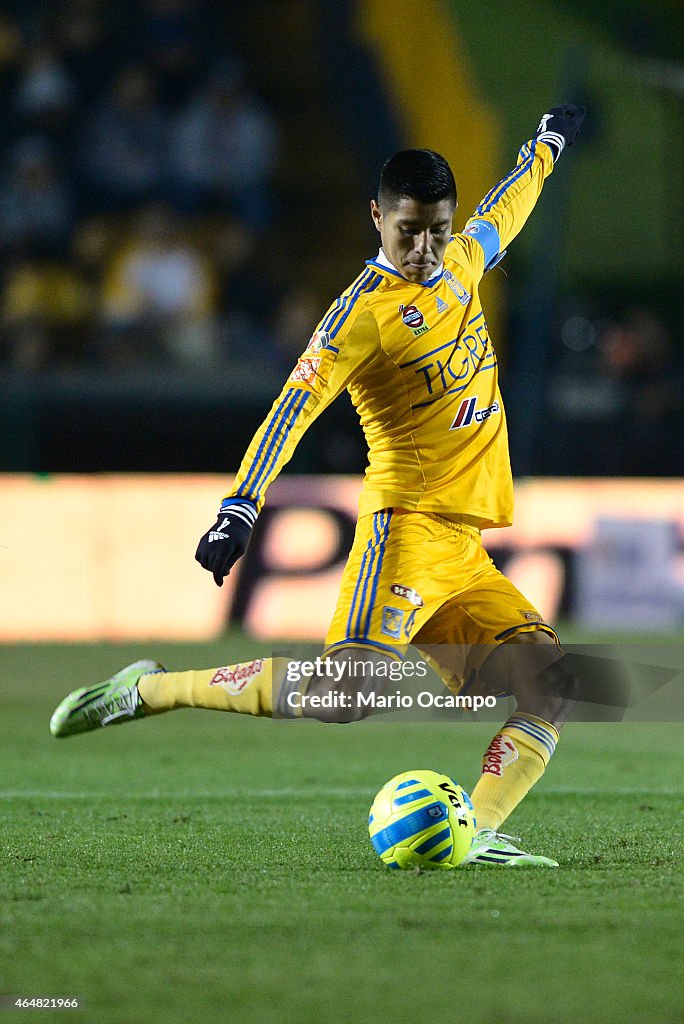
227, 139, 555, 529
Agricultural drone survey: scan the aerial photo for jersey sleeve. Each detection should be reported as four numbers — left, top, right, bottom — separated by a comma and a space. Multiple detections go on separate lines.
456, 138, 555, 279
223, 301, 380, 511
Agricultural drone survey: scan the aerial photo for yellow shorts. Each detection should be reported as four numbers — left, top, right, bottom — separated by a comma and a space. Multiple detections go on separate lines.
324, 510, 558, 692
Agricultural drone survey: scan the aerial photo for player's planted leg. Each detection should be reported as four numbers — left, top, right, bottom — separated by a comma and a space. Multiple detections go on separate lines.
464, 631, 579, 866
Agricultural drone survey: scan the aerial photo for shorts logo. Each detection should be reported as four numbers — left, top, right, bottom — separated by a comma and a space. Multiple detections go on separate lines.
443, 270, 470, 306
450, 397, 500, 429
306, 330, 331, 353
289, 356, 321, 385
398, 304, 430, 337
381, 606, 404, 639
482, 735, 519, 777
390, 583, 424, 607
209, 659, 264, 695
520, 610, 543, 623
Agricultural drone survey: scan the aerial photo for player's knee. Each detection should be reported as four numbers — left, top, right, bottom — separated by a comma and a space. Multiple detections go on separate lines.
481, 630, 580, 721
536, 660, 581, 705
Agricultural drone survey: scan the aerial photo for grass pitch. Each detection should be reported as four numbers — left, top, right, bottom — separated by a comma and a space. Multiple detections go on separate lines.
1, 640, 683, 1024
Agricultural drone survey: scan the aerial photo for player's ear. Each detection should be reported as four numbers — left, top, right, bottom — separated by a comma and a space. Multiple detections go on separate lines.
370, 199, 382, 232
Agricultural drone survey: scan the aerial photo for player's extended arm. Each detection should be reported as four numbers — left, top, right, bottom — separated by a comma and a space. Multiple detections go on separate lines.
462, 105, 586, 272
195, 307, 379, 585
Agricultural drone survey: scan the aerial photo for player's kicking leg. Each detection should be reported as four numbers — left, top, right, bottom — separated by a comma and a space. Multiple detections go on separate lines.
49, 645, 398, 737
49, 654, 286, 737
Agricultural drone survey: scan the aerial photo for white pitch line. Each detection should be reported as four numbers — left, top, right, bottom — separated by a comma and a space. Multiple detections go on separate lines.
0, 786, 681, 800
0, 788, 373, 800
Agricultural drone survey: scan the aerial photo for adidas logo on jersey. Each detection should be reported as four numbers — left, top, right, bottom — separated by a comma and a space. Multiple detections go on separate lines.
436, 296, 449, 314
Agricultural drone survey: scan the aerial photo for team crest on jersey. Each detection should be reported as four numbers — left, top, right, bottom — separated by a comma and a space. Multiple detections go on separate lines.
443, 270, 471, 306
289, 356, 321, 385
450, 397, 500, 429
306, 329, 331, 354
381, 606, 404, 639
398, 304, 430, 337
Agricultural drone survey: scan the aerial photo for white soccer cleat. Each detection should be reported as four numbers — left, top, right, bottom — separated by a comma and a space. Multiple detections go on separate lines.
461, 828, 559, 867
49, 659, 163, 738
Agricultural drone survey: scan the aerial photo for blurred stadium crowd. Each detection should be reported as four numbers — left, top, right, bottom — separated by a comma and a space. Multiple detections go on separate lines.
0, 0, 320, 376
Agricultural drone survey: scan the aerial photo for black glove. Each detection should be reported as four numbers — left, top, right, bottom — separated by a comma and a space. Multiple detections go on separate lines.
195, 498, 257, 587
535, 104, 586, 162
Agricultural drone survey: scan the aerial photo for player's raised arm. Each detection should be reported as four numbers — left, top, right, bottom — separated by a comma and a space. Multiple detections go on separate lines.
461, 104, 586, 274
195, 294, 381, 586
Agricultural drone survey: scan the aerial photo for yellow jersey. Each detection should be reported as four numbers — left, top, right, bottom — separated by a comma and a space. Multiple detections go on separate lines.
227, 139, 554, 529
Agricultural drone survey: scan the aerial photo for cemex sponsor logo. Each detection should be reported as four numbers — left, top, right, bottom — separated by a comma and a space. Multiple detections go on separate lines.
450, 397, 500, 430
390, 583, 424, 607
209, 659, 264, 695
289, 356, 321, 385
398, 304, 430, 337
482, 735, 519, 777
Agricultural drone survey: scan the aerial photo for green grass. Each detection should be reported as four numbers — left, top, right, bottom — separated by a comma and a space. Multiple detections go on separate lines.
1, 641, 683, 1024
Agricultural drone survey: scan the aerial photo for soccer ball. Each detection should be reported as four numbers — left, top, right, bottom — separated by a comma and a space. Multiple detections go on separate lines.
368, 769, 476, 870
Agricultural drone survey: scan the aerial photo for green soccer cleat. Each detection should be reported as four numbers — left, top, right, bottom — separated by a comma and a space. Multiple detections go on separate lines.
461, 829, 559, 867
49, 659, 163, 738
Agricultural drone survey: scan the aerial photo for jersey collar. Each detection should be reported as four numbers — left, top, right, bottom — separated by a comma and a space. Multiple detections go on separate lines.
365, 248, 444, 287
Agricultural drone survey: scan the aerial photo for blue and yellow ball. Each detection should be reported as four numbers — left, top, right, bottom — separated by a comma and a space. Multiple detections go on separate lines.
369, 769, 476, 870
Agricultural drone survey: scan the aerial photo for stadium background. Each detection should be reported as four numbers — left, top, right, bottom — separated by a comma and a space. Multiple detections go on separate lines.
1, 4, 683, 1024
0, 0, 682, 642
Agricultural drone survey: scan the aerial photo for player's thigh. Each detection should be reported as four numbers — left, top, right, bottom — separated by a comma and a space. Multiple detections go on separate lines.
414, 566, 558, 696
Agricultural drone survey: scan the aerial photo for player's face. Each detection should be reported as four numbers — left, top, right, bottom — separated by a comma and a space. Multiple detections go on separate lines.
371, 197, 455, 283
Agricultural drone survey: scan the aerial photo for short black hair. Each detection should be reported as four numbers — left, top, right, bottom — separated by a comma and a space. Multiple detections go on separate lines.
378, 149, 457, 210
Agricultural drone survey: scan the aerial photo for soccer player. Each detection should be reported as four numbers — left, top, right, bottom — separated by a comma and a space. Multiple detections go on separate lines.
51, 106, 586, 867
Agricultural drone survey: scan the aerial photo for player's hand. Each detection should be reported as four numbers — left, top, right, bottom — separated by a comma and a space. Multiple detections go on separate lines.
195, 499, 257, 587
535, 104, 586, 161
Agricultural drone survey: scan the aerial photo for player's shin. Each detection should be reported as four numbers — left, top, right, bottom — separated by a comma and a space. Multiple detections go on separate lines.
138, 658, 285, 717
468, 713, 559, 832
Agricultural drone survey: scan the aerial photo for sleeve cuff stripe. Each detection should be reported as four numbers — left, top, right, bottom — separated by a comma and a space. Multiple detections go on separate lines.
225, 508, 256, 528
536, 132, 566, 159
219, 500, 258, 523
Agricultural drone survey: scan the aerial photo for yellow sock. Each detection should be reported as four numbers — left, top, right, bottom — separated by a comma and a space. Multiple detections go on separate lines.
138, 657, 279, 717
469, 714, 559, 832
